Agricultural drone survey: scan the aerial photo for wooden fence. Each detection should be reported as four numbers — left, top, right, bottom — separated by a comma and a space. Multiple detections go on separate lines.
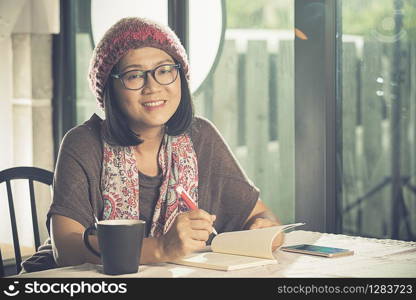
194, 35, 416, 240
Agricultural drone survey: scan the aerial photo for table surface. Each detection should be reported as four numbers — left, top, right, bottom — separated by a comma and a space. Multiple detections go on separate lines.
12, 230, 416, 278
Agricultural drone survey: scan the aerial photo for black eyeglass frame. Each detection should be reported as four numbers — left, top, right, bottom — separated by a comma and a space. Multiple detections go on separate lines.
110, 63, 181, 90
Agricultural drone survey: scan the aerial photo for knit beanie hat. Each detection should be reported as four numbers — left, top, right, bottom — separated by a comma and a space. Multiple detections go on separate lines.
88, 17, 190, 108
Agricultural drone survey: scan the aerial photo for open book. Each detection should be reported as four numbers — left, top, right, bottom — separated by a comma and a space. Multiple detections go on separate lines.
171, 223, 305, 271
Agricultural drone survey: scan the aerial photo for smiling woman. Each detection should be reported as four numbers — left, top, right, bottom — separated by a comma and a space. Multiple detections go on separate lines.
20, 17, 283, 273
110, 48, 182, 140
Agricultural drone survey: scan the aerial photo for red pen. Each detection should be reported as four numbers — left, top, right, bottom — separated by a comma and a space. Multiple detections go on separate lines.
176, 185, 218, 235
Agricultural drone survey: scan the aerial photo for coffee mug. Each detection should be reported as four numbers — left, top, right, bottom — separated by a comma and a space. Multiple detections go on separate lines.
82, 219, 146, 275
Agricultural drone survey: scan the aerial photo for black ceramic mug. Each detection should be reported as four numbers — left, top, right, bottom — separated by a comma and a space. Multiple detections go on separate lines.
82, 219, 146, 275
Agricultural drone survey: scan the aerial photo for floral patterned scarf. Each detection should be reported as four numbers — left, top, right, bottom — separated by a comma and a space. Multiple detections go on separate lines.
101, 132, 198, 237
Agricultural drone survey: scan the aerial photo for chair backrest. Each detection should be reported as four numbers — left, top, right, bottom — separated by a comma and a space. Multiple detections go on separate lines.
0, 166, 53, 277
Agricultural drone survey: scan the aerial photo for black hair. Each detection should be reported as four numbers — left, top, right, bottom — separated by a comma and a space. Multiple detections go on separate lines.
102, 69, 194, 146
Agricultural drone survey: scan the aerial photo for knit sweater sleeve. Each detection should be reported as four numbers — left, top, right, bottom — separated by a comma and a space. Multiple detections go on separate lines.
47, 115, 103, 233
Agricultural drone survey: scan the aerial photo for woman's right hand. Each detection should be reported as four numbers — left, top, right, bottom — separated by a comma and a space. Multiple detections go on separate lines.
158, 209, 216, 261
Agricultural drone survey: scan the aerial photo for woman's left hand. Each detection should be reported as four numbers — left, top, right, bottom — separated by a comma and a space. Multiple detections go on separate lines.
249, 218, 285, 251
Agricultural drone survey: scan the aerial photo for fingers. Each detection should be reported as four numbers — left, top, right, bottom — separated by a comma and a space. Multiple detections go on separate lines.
161, 209, 216, 260
249, 218, 279, 230
190, 228, 211, 241
189, 219, 213, 232
272, 232, 285, 251
175, 225, 208, 251
179, 209, 216, 234
175, 209, 216, 239
187, 209, 216, 223
182, 239, 207, 254
159, 232, 206, 261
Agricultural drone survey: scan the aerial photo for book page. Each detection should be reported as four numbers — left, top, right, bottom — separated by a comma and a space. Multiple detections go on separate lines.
172, 252, 277, 271
211, 223, 305, 259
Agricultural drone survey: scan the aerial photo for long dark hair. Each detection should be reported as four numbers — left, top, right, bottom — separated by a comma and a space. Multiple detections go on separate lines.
102, 69, 194, 146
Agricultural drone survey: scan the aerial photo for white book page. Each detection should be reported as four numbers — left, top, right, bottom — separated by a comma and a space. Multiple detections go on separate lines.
173, 252, 277, 271
211, 223, 305, 259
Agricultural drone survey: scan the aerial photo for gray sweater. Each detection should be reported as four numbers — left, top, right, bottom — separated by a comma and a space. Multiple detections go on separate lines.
22, 114, 259, 273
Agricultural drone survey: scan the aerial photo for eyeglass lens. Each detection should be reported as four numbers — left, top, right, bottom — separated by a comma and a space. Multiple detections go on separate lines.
121, 64, 179, 90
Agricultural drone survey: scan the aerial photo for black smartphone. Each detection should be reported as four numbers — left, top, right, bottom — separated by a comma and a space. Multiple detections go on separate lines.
281, 244, 354, 257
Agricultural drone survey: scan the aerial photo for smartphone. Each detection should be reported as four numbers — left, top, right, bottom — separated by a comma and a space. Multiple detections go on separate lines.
281, 244, 354, 258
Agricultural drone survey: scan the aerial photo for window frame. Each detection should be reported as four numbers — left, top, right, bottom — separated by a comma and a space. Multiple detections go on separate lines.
294, 0, 341, 233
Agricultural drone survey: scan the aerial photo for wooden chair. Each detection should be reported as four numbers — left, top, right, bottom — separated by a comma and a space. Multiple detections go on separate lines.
0, 167, 53, 277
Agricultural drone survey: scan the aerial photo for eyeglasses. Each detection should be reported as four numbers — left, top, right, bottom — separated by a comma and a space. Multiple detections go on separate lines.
111, 63, 181, 90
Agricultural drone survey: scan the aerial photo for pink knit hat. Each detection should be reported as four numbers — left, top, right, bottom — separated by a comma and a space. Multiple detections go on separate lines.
88, 17, 190, 108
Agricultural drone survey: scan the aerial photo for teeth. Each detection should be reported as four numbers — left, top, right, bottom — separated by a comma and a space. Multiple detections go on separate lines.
143, 101, 165, 107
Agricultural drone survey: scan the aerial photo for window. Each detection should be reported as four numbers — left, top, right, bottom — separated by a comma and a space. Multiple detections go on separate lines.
192, 0, 295, 224
341, 0, 416, 240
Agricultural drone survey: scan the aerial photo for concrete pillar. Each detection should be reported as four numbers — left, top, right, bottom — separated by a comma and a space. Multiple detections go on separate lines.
0, 36, 15, 246
11, 33, 54, 245
30, 34, 54, 244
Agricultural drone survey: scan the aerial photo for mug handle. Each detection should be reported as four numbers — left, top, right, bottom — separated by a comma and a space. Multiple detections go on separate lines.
82, 225, 101, 258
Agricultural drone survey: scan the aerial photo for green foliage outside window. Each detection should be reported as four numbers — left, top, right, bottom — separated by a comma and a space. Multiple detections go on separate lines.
226, 0, 416, 40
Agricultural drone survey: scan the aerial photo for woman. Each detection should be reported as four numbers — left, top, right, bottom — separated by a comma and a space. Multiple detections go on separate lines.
25, 17, 283, 271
